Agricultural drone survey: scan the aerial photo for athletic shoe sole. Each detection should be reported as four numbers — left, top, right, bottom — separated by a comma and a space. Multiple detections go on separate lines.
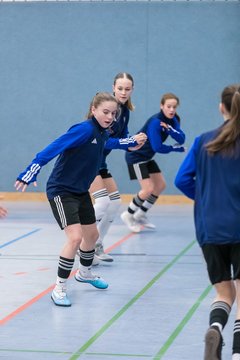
75, 272, 108, 289
204, 327, 222, 360
95, 254, 114, 262
51, 293, 71, 307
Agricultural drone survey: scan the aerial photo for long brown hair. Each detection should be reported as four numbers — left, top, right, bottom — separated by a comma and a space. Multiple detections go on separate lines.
206, 84, 240, 157
113, 72, 135, 111
160, 93, 180, 106
86, 92, 118, 119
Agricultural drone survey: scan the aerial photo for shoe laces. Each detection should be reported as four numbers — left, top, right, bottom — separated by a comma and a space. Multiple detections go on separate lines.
79, 270, 100, 280
55, 284, 67, 298
95, 243, 104, 254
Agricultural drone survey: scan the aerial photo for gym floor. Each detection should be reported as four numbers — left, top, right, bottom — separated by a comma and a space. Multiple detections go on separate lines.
0, 201, 236, 359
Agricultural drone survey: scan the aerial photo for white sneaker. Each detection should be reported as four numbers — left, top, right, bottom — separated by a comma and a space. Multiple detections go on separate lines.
51, 284, 71, 307
95, 244, 113, 262
75, 270, 108, 289
133, 213, 156, 229
120, 211, 141, 233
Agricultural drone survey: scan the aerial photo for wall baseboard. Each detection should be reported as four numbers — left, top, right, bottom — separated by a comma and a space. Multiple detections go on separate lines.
0, 192, 192, 204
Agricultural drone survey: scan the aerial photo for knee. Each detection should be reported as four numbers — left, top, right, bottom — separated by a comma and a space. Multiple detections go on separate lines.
155, 179, 166, 194
69, 235, 82, 251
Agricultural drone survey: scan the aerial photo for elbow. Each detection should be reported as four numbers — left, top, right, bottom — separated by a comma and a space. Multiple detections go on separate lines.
174, 176, 181, 190
174, 173, 186, 191
178, 136, 186, 145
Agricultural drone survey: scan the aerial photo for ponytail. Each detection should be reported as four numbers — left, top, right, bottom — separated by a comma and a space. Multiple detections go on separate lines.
206, 84, 240, 157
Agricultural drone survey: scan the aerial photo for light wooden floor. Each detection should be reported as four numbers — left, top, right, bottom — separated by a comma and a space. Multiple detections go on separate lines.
0, 201, 235, 359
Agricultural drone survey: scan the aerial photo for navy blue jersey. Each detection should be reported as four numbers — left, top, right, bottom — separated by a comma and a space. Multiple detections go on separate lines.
100, 104, 130, 169
17, 117, 132, 200
175, 123, 240, 246
125, 111, 186, 164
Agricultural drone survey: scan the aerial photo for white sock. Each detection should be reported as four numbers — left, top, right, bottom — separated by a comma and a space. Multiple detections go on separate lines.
55, 276, 67, 290
134, 208, 146, 220
211, 322, 223, 332
232, 354, 240, 360
96, 192, 121, 246
79, 264, 92, 277
92, 189, 110, 222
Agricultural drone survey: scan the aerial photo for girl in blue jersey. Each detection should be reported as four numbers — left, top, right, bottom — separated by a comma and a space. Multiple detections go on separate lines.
121, 93, 186, 233
15, 92, 137, 307
89, 73, 147, 263
175, 84, 240, 360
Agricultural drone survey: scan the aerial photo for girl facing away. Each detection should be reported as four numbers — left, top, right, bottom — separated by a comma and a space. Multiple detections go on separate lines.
175, 84, 240, 360
121, 92, 186, 233
15, 92, 139, 307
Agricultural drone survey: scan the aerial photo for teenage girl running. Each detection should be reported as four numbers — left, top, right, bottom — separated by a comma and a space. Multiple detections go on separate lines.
175, 84, 240, 360
89, 73, 147, 263
15, 92, 132, 307
121, 92, 186, 232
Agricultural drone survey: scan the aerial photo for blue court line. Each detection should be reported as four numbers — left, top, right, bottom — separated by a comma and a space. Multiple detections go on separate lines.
0, 229, 41, 249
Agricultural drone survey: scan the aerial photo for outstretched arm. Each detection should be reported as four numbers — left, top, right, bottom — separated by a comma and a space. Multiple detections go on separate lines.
15, 122, 92, 192
104, 132, 147, 151
149, 119, 186, 154
161, 118, 186, 145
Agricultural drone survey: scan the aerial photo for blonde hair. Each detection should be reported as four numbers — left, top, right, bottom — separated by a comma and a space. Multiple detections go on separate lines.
206, 84, 240, 157
87, 92, 118, 119
113, 72, 135, 111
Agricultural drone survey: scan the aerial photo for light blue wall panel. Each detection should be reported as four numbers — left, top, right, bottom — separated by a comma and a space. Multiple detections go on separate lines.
0, 3, 239, 194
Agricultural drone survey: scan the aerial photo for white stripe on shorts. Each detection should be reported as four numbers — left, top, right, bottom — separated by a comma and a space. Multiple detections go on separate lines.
54, 196, 67, 228
133, 162, 147, 180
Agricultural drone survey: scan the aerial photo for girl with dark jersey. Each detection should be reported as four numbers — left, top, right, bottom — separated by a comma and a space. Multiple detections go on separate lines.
15, 92, 138, 307
121, 93, 186, 233
175, 84, 240, 360
89, 73, 147, 263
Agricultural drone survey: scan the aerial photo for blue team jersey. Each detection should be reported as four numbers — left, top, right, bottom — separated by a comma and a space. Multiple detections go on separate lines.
100, 103, 130, 169
175, 123, 240, 246
125, 111, 185, 164
17, 117, 135, 200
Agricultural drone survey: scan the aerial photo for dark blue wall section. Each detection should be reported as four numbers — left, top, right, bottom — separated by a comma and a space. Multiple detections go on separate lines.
0, 3, 239, 193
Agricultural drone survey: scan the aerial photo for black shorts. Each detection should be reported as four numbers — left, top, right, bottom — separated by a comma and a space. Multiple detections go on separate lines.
49, 192, 96, 229
99, 168, 112, 179
202, 243, 240, 284
127, 160, 161, 180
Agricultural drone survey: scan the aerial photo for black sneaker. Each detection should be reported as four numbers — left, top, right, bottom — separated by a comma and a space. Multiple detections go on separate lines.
204, 326, 223, 360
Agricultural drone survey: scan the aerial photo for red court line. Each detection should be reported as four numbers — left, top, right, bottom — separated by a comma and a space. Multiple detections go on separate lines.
0, 231, 137, 326
0, 285, 55, 326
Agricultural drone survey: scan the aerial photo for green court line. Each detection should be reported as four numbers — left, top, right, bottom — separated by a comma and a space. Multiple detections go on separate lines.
153, 284, 213, 359
69, 240, 196, 360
